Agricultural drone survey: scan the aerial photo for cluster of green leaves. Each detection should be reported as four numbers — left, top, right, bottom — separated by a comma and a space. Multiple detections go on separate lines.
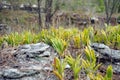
94, 25, 120, 49
52, 46, 113, 80
40, 27, 75, 42
73, 34, 81, 48
65, 55, 82, 80
53, 57, 66, 80
0, 37, 4, 45
72, 27, 94, 48
80, 27, 94, 46
51, 38, 67, 56
88, 65, 113, 80
53, 55, 82, 80
83, 46, 100, 71
1, 25, 120, 49
82, 46, 102, 79
1, 31, 39, 46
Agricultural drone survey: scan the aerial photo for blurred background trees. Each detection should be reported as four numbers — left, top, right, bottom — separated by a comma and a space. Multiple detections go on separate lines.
0, 0, 119, 30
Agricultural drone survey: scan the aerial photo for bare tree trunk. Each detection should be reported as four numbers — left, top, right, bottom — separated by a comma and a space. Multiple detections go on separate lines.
104, 0, 120, 25
45, 0, 60, 29
45, 0, 53, 29
38, 0, 42, 31
104, 0, 109, 25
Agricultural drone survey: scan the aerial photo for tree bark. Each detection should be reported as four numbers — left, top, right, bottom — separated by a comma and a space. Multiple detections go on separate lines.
45, 0, 53, 29
104, 0, 120, 25
38, 0, 42, 31
45, 0, 60, 29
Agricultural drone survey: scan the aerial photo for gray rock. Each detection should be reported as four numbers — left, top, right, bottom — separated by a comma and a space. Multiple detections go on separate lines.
91, 43, 120, 62
0, 42, 58, 80
91, 43, 110, 49
0, 72, 2, 77
15, 42, 53, 59
39, 51, 51, 57
2, 69, 21, 78
2, 69, 39, 79
18, 43, 49, 53
91, 43, 120, 74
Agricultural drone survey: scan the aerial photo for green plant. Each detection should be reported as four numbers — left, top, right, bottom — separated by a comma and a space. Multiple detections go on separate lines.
94, 29, 109, 44
82, 46, 101, 75
73, 34, 81, 48
82, 46, 113, 80
3, 31, 39, 46
88, 72, 104, 80
51, 38, 67, 56
53, 57, 66, 80
60, 29, 73, 41
88, 65, 113, 80
93, 25, 120, 49
104, 65, 113, 80
4, 32, 20, 46
65, 55, 82, 80
0, 37, 4, 46
84, 46, 96, 62
80, 28, 91, 46
101, 30, 109, 44
49, 27, 74, 41
42, 35, 53, 45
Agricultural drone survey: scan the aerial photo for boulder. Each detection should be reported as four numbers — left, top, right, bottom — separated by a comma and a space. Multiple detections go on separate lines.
0, 42, 58, 80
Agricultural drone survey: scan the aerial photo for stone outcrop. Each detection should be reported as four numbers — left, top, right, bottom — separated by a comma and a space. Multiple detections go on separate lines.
91, 43, 120, 74
1, 42, 120, 80
0, 42, 58, 80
